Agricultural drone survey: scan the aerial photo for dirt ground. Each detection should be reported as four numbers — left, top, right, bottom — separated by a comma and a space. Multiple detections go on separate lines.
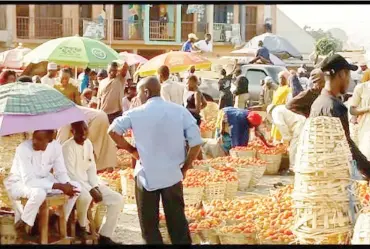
112, 175, 294, 244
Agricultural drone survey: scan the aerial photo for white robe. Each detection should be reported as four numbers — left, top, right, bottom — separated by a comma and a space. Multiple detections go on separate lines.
62, 138, 124, 237
270, 105, 306, 170
4, 140, 80, 227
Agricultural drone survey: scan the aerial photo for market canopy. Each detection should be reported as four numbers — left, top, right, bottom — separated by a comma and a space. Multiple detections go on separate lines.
23, 35, 119, 68
137, 51, 211, 77
244, 32, 302, 60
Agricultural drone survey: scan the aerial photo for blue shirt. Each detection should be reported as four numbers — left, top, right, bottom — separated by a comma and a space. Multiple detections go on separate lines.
79, 73, 89, 93
256, 46, 270, 61
182, 41, 192, 52
223, 107, 250, 147
108, 97, 203, 191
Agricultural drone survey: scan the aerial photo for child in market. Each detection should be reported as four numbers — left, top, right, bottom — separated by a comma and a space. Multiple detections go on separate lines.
62, 121, 124, 245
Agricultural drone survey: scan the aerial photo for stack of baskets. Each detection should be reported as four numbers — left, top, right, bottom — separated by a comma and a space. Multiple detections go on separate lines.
292, 117, 353, 245
249, 164, 267, 188
184, 186, 204, 208
0, 214, 17, 244
236, 167, 253, 191
204, 182, 226, 202
120, 169, 136, 204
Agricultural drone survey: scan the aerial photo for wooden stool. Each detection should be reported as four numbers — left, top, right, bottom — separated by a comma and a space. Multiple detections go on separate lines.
68, 203, 98, 244
20, 194, 70, 244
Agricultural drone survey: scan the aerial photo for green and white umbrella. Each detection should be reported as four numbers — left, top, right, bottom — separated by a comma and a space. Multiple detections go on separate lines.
23, 35, 119, 68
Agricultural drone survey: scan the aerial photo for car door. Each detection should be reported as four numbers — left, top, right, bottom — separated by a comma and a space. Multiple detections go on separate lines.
244, 68, 267, 106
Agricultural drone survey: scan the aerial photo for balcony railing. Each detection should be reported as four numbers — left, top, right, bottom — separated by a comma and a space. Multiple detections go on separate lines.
213, 23, 233, 42
113, 19, 143, 41
149, 21, 176, 41
79, 18, 108, 40
181, 22, 208, 42
16, 17, 73, 39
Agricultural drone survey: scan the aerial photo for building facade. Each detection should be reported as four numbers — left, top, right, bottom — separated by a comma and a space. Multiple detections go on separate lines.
0, 4, 276, 58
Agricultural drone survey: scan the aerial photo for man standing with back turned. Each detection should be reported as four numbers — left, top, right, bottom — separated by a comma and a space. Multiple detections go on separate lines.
108, 77, 202, 244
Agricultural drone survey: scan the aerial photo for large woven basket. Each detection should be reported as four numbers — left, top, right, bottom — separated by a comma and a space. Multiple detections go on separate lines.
199, 228, 220, 244
218, 232, 256, 244
0, 133, 29, 170
0, 214, 17, 244
201, 130, 214, 139
230, 149, 256, 159
257, 153, 282, 175
249, 165, 267, 187
93, 203, 107, 229
236, 167, 253, 191
183, 186, 204, 208
120, 174, 136, 204
225, 181, 238, 199
204, 182, 226, 201
352, 213, 370, 244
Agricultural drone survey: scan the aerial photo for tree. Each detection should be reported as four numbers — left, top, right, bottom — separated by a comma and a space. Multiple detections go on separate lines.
304, 25, 343, 51
314, 37, 339, 64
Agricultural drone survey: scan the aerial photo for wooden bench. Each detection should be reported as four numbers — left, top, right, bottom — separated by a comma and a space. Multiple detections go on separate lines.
20, 194, 71, 244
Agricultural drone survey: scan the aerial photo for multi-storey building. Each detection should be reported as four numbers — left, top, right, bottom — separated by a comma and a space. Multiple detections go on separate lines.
0, 4, 276, 59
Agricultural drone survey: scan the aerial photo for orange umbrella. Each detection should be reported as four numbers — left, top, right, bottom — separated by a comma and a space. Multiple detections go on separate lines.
137, 51, 211, 77
0, 43, 31, 69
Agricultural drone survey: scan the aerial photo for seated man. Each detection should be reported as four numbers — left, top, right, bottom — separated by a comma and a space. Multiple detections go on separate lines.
4, 130, 81, 239
249, 41, 273, 65
62, 121, 124, 245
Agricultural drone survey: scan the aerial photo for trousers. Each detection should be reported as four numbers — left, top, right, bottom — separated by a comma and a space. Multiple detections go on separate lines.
5, 176, 80, 227
76, 184, 124, 238
135, 179, 191, 245
234, 93, 250, 109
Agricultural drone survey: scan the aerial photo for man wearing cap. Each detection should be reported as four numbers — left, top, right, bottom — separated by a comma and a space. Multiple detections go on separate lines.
310, 54, 370, 179
41, 62, 58, 87
267, 104, 305, 175
259, 76, 278, 110
182, 33, 198, 52
286, 69, 325, 117
215, 107, 272, 154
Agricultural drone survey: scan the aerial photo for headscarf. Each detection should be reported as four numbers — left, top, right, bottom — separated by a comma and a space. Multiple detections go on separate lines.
289, 75, 303, 98
247, 111, 263, 127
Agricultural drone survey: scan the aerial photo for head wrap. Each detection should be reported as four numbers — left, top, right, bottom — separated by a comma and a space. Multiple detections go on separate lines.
247, 111, 263, 127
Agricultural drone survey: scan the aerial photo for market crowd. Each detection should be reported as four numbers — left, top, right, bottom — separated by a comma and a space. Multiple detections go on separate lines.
1, 49, 370, 245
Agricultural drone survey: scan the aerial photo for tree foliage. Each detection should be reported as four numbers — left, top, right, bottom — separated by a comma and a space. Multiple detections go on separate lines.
304, 25, 343, 52
315, 37, 339, 56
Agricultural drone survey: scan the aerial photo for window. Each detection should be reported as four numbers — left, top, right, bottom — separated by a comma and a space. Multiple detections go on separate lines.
246, 69, 267, 85
0, 6, 6, 30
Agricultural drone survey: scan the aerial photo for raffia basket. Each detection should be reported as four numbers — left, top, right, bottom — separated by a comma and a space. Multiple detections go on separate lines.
225, 181, 238, 199
236, 167, 253, 191
0, 133, 29, 170
292, 117, 353, 245
183, 186, 204, 208
0, 214, 17, 244
120, 174, 136, 205
218, 232, 256, 244
257, 153, 282, 175
199, 228, 221, 244
230, 149, 256, 159
116, 150, 132, 169
201, 130, 214, 139
249, 165, 267, 187
352, 212, 370, 244
204, 182, 226, 201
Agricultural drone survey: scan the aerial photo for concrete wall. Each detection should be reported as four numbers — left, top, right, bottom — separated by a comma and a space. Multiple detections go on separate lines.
275, 7, 315, 54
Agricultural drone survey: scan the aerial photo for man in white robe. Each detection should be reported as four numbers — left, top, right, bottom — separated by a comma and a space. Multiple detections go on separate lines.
4, 130, 81, 238
267, 104, 306, 174
62, 121, 124, 244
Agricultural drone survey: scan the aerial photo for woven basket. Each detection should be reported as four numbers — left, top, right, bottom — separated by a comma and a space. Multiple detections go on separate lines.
257, 153, 282, 175
204, 182, 226, 201
218, 232, 256, 244
159, 221, 171, 244
230, 149, 256, 159
201, 130, 214, 139
184, 186, 204, 208
0, 133, 29, 170
120, 174, 136, 204
93, 204, 107, 229
352, 213, 370, 244
199, 229, 220, 244
0, 214, 17, 244
193, 164, 210, 172
236, 167, 253, 191
225, 181, 238, 199
249, 165, 267, 187
191, 232, 201, 244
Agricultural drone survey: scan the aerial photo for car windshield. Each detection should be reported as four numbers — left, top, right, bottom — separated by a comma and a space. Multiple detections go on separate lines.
265, 66, 286, 83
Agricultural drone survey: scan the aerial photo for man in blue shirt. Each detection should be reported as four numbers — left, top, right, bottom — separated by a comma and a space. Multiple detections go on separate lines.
181, 33, 198, 52
108, 76, 202, 244
249, 41, 273, 65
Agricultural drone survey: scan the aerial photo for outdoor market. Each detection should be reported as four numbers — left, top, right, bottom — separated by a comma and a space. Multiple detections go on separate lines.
0, 4, 370, 246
